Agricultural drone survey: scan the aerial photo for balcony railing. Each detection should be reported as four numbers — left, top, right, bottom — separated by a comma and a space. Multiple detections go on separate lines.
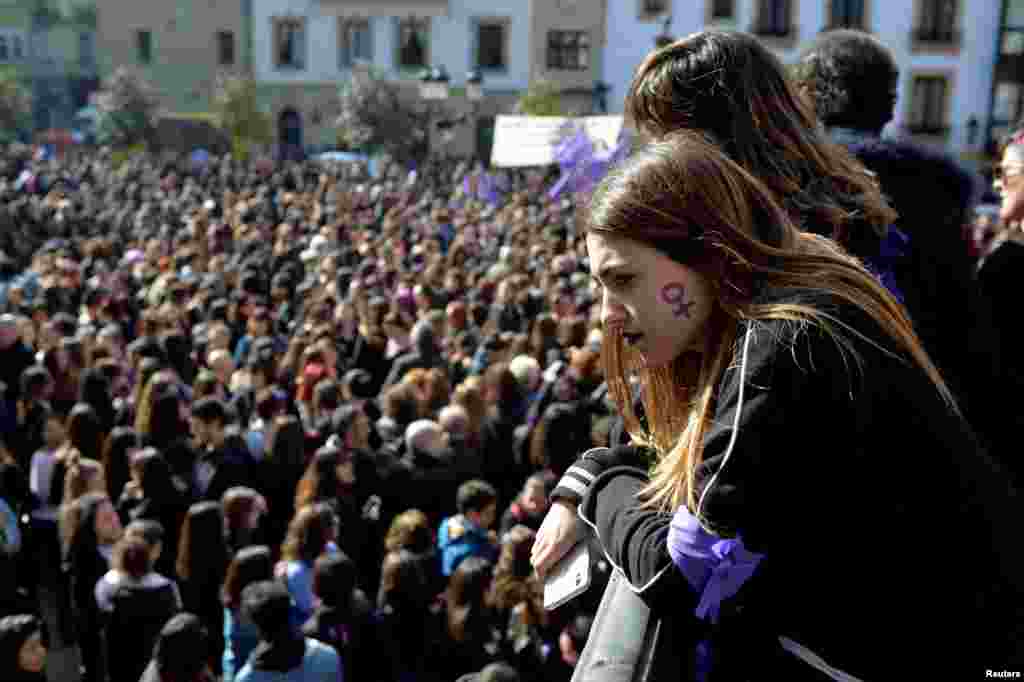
911, 27, 960, 45
906, 123, 950, 136
751, 23, 794, 38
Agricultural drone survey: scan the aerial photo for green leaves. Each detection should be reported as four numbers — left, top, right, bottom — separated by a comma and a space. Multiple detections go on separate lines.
0, 71, 30, 143
335, 69, 433, 164
213, 76, 272, 160
95, 67, 160, 148
516, 79, 563, 117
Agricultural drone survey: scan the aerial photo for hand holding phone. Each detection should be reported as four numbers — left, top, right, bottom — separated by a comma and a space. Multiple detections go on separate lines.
543, 540, 592, 611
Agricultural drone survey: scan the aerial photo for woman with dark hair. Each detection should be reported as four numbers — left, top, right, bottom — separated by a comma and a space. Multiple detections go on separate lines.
222, 486, 268, 554
526, 400, 591, 478
65, 403, 104, 463
221, 545, 274, 682
177, 501, 229, 675
294, 440, 373, 582
439, 555, 502, 680
62, 492, 122, 682
162, 330, 197, 386
527, 313, 560, 369
120, 448, 187, 577
303, 551, 377, 682
138, 612, 214, 682
376, 546, 440, 682
41, 346, 75, 417
276, 502, 338, 624
100, 426, 139, 504
0, 613, 48, 682
260, 415, 306, 550
532, 133, 1024, 679
147, 392, 197, 486
489, 525, 552, 681
95, 535, 182, 682
78, 367, 115, 437
49, 404, 106, 524
625, 30, 895, 261
480, 362, 528, 508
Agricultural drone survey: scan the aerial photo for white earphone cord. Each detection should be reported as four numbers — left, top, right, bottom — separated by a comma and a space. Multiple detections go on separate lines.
696, 325, 753, 521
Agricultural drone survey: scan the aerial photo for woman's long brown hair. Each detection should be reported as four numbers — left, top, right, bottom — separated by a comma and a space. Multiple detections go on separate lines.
588, 132, 953, 524
626, 30, 897, 254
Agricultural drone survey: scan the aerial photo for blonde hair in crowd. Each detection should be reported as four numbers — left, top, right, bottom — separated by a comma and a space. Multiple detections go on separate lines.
587, 132, 954, 525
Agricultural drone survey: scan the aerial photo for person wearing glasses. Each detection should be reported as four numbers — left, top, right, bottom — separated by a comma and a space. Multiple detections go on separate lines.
979, 124, 1024, 394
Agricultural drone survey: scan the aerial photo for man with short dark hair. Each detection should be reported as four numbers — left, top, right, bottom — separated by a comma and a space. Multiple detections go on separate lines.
438, 479, 498, 576
190, 397, 252, 501
233, 580, 340, 682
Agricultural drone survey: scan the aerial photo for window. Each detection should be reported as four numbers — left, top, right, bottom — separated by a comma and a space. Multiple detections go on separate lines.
274, 18, 306, 69
0, 37, 7, 62
546, 30, 590, 71
993, 82, 1023, 124
1002, 30, 1024, 56
136, 30, 152, 64
217, 30, 235, 66
11, 35, 22, 60
338, 18, 372, 68
914, 0, 957, 43
908, 75, 948, 134
476, 21, 507, 70
710, 0, 735, 20
754, 0, 792, 37
1008, 0, 1024, 25
396, 17, 430, 70
78, 31, 95, 67
829, 0, 865, 28
640, 0, 669, 17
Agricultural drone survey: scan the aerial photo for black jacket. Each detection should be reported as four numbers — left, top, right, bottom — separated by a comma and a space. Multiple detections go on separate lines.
102, 580, 180, 682
575, 306, 1024, 680
841, 137, 1024, 484
302, 592, 377, 682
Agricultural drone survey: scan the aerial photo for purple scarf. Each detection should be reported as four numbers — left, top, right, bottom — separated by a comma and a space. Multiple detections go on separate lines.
667, 506, 764, 624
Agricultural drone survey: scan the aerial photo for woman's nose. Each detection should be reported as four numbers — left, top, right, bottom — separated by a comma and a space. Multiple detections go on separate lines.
601, 290, 627, 328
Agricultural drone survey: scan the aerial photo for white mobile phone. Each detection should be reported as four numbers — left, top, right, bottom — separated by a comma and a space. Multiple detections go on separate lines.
543, 541, 592, 611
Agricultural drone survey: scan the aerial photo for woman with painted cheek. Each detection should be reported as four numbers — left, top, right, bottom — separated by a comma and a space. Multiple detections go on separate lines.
530, 133, 1024, 680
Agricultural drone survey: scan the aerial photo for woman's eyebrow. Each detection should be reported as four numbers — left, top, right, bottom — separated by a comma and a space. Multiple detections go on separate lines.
594, 261, 629, 282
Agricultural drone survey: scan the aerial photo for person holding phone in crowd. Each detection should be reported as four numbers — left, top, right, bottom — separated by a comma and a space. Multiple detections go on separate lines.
532, 131, 1024, 680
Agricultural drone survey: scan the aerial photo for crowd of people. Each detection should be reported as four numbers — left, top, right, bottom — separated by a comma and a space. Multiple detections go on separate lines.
0, 113, 609, 681
0, 26, 1023, 682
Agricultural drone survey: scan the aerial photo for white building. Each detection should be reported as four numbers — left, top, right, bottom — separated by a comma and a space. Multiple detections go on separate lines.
250, 0, 535, 152
603, 0, 1002, 155
250, 0, 610, 153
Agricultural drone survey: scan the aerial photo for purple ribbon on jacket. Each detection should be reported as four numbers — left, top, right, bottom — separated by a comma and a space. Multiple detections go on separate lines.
667, 506, 765, 624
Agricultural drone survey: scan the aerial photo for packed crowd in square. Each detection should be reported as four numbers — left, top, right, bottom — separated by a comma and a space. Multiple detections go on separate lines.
1, 28, 1023, 682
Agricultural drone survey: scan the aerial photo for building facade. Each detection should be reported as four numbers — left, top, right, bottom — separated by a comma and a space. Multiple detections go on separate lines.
250, 0, 611, 152
990, 0, 1024, 151
95, 0, 248, 115
603, 0, 1002, 156
0, 0, 100, 132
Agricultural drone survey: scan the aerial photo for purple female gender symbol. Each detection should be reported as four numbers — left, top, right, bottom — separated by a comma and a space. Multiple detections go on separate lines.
661, 282, 695, 319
